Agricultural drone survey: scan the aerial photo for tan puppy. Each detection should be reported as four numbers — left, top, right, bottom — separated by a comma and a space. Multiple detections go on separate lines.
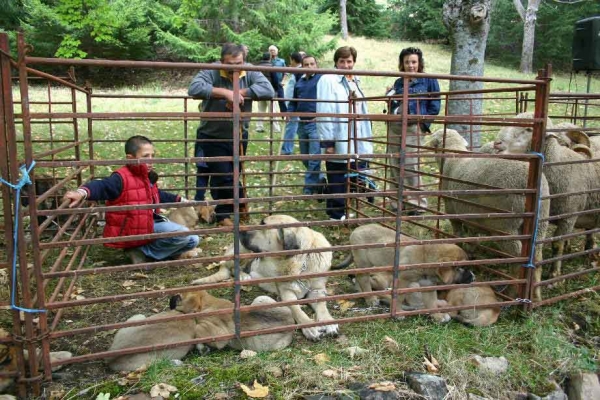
0, 328, 17, 393
192, 215, 338, 341
334, 224, 473, 323
107, 310, 196, 372
438, 286, 501, 327
168, 205, 216, 227
171, 290, 294, 352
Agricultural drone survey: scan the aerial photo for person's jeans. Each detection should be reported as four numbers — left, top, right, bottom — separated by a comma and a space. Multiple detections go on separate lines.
141, 220, 200, 260
387, 121, 427, 209
297, 121, 323, 193
325, 161, 367, 220
281, 116, 299, 155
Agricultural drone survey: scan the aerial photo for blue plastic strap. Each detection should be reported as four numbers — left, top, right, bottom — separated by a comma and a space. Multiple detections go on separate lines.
523, 152, 545, 269
0, 161, 46, 313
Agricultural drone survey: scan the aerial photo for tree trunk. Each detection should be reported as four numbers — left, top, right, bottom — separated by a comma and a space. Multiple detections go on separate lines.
443, 0, 492, 148
514, 0, 541, 74
340, 0, 348, 40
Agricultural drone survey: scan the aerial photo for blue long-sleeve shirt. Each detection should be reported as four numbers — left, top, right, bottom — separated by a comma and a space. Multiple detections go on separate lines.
288, 73, 322, 119
81, 173, 180, 221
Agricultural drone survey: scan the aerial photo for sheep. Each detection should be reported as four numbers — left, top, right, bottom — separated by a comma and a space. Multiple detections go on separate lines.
427, 128, 550, 301
493, 113, 599, 282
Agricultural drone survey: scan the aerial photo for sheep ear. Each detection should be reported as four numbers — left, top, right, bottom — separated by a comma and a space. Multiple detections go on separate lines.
572, 144, 593, 159
565, 130, 590, 148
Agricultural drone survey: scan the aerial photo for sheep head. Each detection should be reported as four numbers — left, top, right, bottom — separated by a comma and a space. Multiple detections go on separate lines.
427, 129, 469, 152
494, 112, 554, 154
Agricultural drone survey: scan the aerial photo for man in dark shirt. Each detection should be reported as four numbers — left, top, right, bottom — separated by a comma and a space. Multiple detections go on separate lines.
188, 43, 274, 226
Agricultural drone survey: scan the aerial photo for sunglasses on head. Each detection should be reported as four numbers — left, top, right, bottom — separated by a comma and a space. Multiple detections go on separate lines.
405, 47, 422, 55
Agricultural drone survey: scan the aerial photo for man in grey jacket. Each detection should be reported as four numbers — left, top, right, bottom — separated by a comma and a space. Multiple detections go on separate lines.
188, 43, 275, 226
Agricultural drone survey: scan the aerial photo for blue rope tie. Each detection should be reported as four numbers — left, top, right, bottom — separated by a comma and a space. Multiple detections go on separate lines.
523, 151, 545, 269
344, 171, 378, 191
0, 160, 46, 313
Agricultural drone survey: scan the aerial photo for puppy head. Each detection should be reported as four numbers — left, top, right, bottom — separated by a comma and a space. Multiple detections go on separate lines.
170, 290, 210, 313
240, 215, 303, 254
169, 206, 199, 229
196, 205, 216, 224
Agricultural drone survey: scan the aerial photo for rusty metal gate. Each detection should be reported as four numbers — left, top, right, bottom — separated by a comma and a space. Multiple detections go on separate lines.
1, 32, 599, 398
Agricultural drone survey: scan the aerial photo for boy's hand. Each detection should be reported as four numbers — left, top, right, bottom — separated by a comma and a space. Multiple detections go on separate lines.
63, 189, 86, 208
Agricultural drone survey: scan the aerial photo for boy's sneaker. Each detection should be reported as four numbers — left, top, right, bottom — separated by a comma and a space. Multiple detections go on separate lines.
125, 247, 147, 265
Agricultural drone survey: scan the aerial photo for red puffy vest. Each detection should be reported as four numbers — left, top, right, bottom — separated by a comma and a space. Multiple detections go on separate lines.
103, 165, 159, 248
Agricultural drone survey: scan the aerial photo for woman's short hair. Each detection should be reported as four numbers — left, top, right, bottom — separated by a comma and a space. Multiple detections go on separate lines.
333, 46, 357, 63
399, 47, 424, 72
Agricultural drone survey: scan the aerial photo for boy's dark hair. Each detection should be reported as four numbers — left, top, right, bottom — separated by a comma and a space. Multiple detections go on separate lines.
399, 47, 425, 72
261, 52, 271, 61
125, 135, 153, 156
221, 43, 244, 60
290, 51, 304, 64
333, 46, 357, 63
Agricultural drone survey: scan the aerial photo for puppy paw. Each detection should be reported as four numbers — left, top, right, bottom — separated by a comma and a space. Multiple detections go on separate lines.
320, 323, 339, 337
432, 312, 451, 324
178, 249, 199, 260
196, 343, 211, 355
301, 326, 324, 341
191, 278, 207, 285
366, 297, 380, 307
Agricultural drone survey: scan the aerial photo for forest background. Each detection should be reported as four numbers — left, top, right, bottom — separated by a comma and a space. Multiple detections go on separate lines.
1, 0, 600, 81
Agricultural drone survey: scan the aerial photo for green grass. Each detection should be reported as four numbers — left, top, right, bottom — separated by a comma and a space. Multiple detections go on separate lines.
3, 34, 600, 399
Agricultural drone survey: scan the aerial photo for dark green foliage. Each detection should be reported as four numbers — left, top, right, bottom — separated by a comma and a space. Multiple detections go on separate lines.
8, 0, 336, 63
388, 0, 447, 41
320, 0, 392, 39
487, 0, 600, 71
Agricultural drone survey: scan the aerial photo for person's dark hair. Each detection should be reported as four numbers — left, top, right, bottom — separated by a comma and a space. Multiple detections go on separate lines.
290, 51, 304, 64
399, 47, 425, 72
261, 52, 271, 61
221, 43, 245, 60
333, 46, 357, 63
301, 55, 317, 66
125, 135, 152, 156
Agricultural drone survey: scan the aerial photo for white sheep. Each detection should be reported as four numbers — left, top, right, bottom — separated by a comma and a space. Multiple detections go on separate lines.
427, 128, 550, 301
493, 113, 599, 281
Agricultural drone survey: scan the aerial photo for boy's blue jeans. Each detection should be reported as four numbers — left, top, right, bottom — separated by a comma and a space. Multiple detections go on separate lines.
281, 117, 299, 155
140, 220, 200, 260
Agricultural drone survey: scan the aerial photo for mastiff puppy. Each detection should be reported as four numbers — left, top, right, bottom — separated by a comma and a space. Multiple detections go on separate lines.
171, 290, 294, 352
192, 215, 338, 341
334, 224, 474, 323
438, 286, 501, 327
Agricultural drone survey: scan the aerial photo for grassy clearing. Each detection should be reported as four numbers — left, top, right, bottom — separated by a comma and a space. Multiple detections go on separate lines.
2, 35, 600, 399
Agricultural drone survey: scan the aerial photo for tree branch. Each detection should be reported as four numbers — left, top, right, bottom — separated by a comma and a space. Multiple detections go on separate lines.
513, 0, 525, 21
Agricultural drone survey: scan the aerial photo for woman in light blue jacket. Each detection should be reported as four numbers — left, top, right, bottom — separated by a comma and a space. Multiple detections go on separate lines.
316, 46, 373, 220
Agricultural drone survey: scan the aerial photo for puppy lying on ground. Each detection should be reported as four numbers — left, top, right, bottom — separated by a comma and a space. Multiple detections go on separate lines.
107, 310, 196, 372
437, 286, 501, 327
171, 290, 294, 352
107, 290, 293, 372
168, 204, 216, 227
192, 215, 339, 341
333, 224, 474, 323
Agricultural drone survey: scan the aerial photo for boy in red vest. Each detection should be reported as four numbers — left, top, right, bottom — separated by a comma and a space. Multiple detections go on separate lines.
63, 135, 200, 264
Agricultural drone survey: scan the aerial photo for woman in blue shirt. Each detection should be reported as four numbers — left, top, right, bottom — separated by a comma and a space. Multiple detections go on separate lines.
388, 47, 440, 214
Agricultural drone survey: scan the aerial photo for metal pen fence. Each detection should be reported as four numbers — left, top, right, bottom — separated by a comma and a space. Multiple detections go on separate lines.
1, 32, 599, 397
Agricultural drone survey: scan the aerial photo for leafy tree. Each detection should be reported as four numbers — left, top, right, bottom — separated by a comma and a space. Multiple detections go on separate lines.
388, 0, 448, 41
320, 0, 391, 39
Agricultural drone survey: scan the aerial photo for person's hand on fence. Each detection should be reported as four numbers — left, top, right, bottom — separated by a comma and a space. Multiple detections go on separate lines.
63, 188, 87, 208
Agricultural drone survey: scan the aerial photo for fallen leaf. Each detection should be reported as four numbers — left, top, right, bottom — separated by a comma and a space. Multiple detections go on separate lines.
150, 383, 178, 398
121, 280, 136, 288
336, 299, 355, 313
322, 369, 339, 378
151, 308, 159, 313
383, 336, 400, 353
430, 355, 440, 368
239, 380, 269, 398
423, 357, 439, 373
240, 349, 257, 359
313, 353, 330, 365
95, 393, 110, 400
75, 295, 86, 300
369, 381, 396, 392
301, 349, 313, 354
344, 346, 366, 359
131, 272, 149, 280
